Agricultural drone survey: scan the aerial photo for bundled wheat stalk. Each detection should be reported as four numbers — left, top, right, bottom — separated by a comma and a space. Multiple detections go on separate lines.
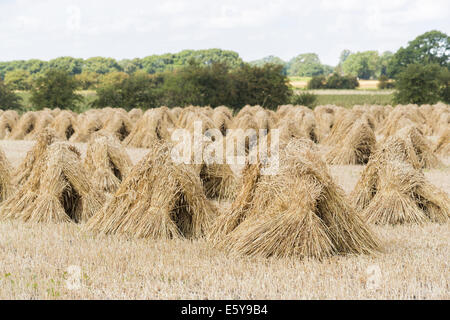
322, 109, 371, 146
13, 128, 59, 186
0, 110, 19, 139
277, 107, 318, 143
395, 125, 442, 169
51, 110, 77, 140
84, 133, 132, 194
326, 120, 376, 165
211, 139, 380, 259
378, 105, 431, 137
351, 136, 422, 212
199, 160, 238, 201
8, 111, 37, 140
0, 142, 104, 223
23, 111, 54, 140
353, 105, 390, 130
212, 106, 233, 135
363, 160, 449, 225
0, 147, 14, 202
123, 107, 175, 148
98, 109, 134, 142
69, 111, 104, 142
434, 128, 450, 157
85, 142, 216, 239
128, 108, 143, 122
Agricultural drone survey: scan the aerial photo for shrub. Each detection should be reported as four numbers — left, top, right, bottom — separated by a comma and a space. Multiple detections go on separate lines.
0, 79, 22, 110
307, 75, 327, 89
4, 70, 32, 91
326, 73, 359, 89
30, 70, 83, 110
93, 61, 293, 110
290, 92, 318, 108
438, 67, 450, 103
377, 75, 395, 89
394, 64, 447, 105
307, 73, 359, 89
160, 61, 233, 108
93, 72, 164, 110
229, 63, 292, 110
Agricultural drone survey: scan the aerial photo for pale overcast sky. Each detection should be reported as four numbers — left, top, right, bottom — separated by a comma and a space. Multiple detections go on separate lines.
0, 0, 449, 65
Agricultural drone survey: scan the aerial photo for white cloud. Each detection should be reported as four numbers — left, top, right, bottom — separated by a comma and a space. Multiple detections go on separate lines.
0, 0, 448, 65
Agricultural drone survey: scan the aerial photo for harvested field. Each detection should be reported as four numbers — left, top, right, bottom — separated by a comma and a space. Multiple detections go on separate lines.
0, 103, 448, 300
0, 138, 448, 299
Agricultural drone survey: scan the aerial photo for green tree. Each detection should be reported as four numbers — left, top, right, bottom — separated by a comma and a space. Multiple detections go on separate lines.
118, 58, 142, 74
307, 75, 327, 89
249, 56, 287, 75
141, 49, 244, 74
388, 30, 450, 78
47, 57, 84, 75
94, 72, 163, 110
342, 51, 381, 79
379, 51, 394, 76
290, 92, 318, 108
161, 60, 233, 107
287, 53, 327, 77
4, 70, 32, 90
30, 70, 83, 110
308, 73, 358, 89
75, 72, 101, 90
394, 63, 446, 104
0, 79, 22, 109
99, 71, 130, 87
377, 75, 395, 89
230, 63, 292, 109
339, 49, 352, 65
438, 67, 450, 103
83, 57, 122, 74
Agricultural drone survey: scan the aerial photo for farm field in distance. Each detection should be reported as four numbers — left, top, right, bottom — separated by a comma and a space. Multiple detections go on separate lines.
15, 88, 396, 111
289, 77, 384, 90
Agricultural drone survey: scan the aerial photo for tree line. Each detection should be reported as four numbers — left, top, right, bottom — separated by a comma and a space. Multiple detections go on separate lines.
0, 30, 449, 109
1, 30, 448, 88
0, 61, 292, 111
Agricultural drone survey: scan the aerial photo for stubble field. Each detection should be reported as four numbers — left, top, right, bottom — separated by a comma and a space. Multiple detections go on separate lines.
0, 140, 448, 300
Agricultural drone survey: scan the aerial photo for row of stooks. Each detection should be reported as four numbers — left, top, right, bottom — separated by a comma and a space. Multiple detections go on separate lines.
0, 103, 448, 159
0, 122, 448, 260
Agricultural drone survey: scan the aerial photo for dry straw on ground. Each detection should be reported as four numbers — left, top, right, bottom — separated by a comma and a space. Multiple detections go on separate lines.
211, 139, 380, 259
85, 142, 216, 240
84, 133, 132, 194
0, 142, 104, 223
